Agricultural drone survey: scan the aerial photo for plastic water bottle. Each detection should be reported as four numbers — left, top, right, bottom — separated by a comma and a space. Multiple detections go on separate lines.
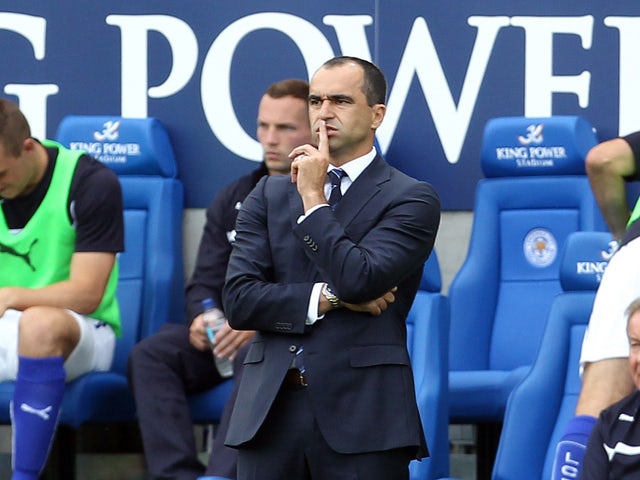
201, 298, 233, 378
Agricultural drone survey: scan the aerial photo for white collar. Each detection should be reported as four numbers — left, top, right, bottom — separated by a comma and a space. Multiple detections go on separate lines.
328, 148, 376, 183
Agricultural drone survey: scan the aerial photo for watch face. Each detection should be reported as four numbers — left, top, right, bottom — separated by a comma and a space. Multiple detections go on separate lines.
323, 284, 340, 308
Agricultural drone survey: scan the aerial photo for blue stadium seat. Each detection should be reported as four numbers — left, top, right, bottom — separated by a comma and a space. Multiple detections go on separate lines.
188, 379, 234, 425
408, 251, 450, 480
493, 231, 613, 480
440, 230, 613, 480
447, 116, 606, 473
0, 116, 184, 474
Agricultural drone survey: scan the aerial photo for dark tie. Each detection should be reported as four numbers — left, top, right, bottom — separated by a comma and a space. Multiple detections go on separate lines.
327, 168, 346, 210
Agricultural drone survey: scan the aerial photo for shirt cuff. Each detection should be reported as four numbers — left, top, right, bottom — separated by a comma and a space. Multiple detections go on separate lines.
306, 282, 325, 325
297, 204, 330, 224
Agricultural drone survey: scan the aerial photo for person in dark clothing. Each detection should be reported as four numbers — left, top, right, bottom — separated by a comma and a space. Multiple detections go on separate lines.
127, 79, 311, 480
223, 56, 440, 480
581, 297, 640, 479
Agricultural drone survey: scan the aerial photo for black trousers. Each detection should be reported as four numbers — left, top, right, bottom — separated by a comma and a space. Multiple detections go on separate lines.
127, 323, 247, 480
237, 384, 411, 480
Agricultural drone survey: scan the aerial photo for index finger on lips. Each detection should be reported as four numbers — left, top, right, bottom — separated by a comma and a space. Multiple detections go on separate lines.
318, 120, 329, 157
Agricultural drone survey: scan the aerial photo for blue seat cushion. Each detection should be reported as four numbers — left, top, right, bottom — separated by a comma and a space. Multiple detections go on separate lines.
0, 372, 135, 428
60, 372, 135, 427
188, 379, 234, 424
449, 366, 529, 421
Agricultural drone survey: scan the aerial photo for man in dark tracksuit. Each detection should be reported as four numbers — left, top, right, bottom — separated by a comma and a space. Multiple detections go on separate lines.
581, 298, 640, 478
127, 79, 311, 480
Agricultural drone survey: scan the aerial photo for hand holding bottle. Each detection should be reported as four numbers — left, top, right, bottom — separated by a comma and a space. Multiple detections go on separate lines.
201, 298, 233, 378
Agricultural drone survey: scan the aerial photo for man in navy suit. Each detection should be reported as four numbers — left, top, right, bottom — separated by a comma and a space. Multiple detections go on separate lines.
222, 56, 441, 479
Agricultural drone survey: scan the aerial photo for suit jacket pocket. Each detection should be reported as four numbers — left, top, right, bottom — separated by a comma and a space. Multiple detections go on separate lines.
349, 344, 410, 367
243, 341, 265, 365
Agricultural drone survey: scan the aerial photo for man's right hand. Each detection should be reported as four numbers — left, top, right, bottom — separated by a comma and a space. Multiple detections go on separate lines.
189, 313, 255, 359
341, 287, 397, 316
189, 313, 211, 352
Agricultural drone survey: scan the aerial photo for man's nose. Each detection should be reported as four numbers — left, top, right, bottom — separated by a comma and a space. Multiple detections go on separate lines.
265, 127, 279, 144
318, 99, 333, 118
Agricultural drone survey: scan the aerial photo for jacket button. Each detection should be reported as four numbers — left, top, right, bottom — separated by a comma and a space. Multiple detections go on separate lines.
289, 345, 297, 352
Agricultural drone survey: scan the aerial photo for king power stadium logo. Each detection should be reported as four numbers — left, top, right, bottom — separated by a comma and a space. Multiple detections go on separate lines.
574, 241, 616, 283
494, 123, 568, 168
517, 124, 544, 145
0, 238, 38, 271
68, 120, 142, 164
93, 120, 120, 142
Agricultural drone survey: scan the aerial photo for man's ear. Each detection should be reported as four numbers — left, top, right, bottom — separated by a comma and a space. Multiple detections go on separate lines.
22, 137, 37, 153
371, 104, 386, 129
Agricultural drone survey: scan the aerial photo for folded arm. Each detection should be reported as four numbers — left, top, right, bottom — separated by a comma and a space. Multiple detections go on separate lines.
0, 251, 115, 317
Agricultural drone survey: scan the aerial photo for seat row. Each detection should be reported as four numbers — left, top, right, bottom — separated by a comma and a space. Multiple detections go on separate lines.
418, 115, 609, 479
0, 114, 611, 480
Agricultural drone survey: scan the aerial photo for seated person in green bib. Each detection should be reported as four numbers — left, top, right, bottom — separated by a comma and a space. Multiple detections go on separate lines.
0, 99, 123, 480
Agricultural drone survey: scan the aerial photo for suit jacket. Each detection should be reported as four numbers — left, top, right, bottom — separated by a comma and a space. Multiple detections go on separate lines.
223, 155, 440, 458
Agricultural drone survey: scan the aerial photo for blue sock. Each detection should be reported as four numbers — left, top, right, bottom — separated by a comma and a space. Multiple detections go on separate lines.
551, 415, 597, 480
11, 356, 66, 480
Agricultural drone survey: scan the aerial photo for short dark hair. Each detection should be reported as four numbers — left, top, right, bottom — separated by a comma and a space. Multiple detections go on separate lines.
0, 99, 30, 157
626, 298, 640, 327
320, 56, 387, 106
264, 79, 309, 102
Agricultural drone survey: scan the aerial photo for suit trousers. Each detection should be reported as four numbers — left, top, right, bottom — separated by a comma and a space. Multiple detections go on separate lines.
128, 323, 246, 480
237, 383, 411, 480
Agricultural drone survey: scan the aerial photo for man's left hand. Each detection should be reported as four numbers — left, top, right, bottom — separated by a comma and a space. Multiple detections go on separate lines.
212, 323, 255, 360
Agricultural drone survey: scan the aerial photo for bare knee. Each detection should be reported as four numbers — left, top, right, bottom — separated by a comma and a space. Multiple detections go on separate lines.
18, 307, 80, 358
585, 139, 636, 178
585, 144, 610, 177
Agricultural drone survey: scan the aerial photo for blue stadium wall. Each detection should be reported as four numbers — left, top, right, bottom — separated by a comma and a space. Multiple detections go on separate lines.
1, 1, 639, 210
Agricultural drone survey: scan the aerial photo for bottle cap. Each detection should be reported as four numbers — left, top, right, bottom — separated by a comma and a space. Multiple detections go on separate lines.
201, 298, 215, 311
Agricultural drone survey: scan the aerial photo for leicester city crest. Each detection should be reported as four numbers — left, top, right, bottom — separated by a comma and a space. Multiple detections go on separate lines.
523, 228, 557, 268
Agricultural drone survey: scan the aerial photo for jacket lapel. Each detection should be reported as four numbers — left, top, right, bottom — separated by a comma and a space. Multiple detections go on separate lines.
285, 154, 391, 228
335, 155, 390, 226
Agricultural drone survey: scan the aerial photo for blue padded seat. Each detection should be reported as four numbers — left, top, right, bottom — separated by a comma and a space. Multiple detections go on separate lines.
56, 117, 184, 427
448, 116, 606, 424
188, 379, 234, 425
439, 231, 613, 480
407, 251, 450, 480
0, 117, 183, 437
492, 231, 613, 480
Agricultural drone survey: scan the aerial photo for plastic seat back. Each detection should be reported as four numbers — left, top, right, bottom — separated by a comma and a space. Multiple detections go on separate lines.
448, 116, 606, 422
407, 251, 450, 479
57, 116, 184, 376
492, 231, 613, 480
56, 116, 184, 426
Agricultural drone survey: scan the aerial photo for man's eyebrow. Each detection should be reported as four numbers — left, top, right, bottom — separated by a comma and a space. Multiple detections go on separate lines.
308, 94, 354, 102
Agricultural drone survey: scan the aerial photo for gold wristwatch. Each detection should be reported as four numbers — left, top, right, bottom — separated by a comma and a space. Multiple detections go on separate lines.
322, 283, 341, 309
